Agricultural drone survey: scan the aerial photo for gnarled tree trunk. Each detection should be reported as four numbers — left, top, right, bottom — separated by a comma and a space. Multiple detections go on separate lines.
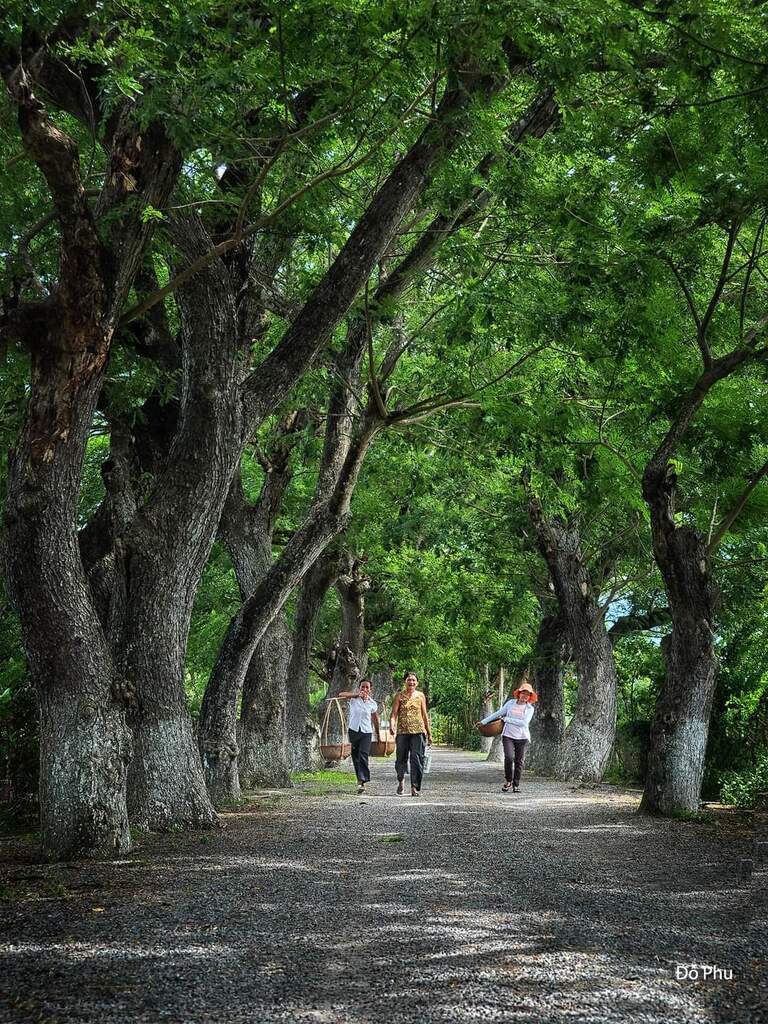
529, 501, 617, 782
212, 431, 301, 794
527, 606, 568, 775
634, 322, 765, 814
3, 379, 133, 859
330, 552, 370, 695
640, 464, 720, 814
285, 550, 340, 771
0, 54, 179, 858
238, 616, 294, 790
320, 552, 370, 762
123, 218, 242, 831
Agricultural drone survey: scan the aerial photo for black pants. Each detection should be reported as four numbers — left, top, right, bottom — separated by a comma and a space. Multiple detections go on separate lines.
502, 736, 529, 785
349, 729, 372, 783
396, 733, 426, 790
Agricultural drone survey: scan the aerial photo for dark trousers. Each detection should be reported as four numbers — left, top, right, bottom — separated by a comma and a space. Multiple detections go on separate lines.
396, 733, 426, 790
349, 729, 372, 783
502, 736, 529, 785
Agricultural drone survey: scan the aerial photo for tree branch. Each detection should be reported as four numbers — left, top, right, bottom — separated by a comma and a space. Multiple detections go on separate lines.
697, 221, 740, 366
707, 459, 768, 554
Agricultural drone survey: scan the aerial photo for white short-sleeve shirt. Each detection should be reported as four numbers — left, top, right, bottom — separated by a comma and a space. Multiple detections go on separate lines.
347, 696, 379, 733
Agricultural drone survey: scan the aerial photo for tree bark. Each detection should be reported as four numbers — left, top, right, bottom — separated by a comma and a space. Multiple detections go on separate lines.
529, 501, 618, 782
639, 464, 720, 814
0, 56, 179, 858
527, 608, 568, 775
319, 551, 370, 762
486, 667, 507, 764
237, 615, 295, 790
215, 434, 301, 793
332, 554, 369, 696
285, 550, 340, 771
123, 217, 243, 830
479, 666, 493, 754
634, 324, 767, 813
4, 397, 133, 860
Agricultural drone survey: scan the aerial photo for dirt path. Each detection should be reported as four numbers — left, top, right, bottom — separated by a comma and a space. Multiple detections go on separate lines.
1, 749, 765, 1023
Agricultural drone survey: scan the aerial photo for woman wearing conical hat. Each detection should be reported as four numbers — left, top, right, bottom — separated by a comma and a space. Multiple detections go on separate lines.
477, 679, 538, 793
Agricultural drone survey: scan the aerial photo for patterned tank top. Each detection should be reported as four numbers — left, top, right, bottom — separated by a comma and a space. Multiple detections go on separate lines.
397, 691, 424, 734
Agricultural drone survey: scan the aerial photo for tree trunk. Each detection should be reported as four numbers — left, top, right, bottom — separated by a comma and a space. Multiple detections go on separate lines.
209, 437, 301, 798
527, 608, 567, 775
238, 615, 294, 790
285, 551, 340, 771
479, 665, 493, 754
3, 374, 133, 860
320, 552, 370, 761
529, 502, 618, 782
640, 464, 720, 814
198, 432, 374, 803
123, 217, 243, 830
486, 667, 506, 764
125, 590, 220, 831
329, 552, 369, 696
199, 318, 365, 798
0, 61, 179, 858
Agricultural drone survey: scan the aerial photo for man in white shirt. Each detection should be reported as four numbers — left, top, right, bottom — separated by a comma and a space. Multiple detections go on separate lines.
338, 679, 382, 794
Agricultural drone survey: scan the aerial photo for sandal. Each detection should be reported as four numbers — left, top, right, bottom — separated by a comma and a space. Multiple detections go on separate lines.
396, 780, 404, 795
411, 787, 420, 797
502, 782, 512, 792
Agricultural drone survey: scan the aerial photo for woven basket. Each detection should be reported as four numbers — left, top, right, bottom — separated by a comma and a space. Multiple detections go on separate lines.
320, 741, 352, 760
478, 719, 504, 738
320, 697, 351, 761
370, 734, 396, 757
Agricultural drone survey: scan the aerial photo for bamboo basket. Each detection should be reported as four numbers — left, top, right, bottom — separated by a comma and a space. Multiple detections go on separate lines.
477, 719, 504, 738
320, 697, 351, 760
371, 732, 396, 757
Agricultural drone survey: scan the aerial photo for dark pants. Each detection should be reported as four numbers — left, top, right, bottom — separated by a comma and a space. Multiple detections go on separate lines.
349, 729, 372, 783
396, 733, 426, 790
502, 736, 529, 785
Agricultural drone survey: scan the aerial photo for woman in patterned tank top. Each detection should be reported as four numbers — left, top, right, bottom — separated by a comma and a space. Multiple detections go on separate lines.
389, 671, 432, 796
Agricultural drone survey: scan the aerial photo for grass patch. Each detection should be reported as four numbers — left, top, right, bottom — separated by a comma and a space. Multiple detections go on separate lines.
0, 879, 69, 902
218, 797, 248, 809
377, 833, 403, 843
670, 808, 715, 825
602, 765, 639, 787
291, 771, 356, 785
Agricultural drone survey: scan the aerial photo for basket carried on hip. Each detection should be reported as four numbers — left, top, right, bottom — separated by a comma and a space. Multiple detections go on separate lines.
477, 719, 504, 738
320, 697, 351, 761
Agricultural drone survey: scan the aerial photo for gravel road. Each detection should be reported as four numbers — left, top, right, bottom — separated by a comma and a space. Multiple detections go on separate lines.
1, 748, 765, 1023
